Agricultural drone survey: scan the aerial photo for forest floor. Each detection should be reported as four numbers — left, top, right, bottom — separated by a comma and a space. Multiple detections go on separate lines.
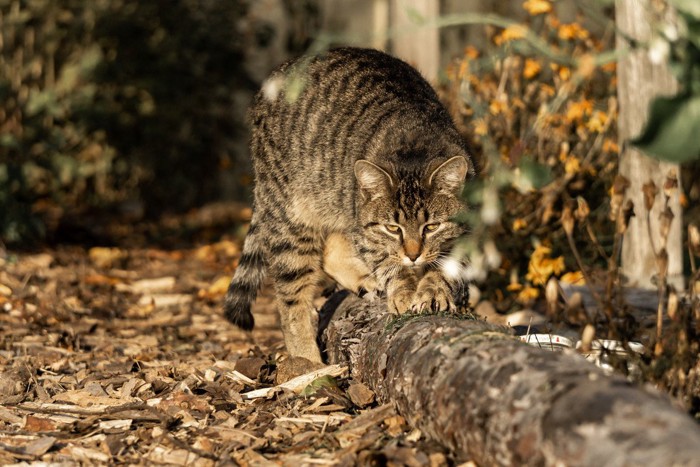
0, 217, 460, 466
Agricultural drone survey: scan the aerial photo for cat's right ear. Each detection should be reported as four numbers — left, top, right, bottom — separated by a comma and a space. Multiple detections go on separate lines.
354, 160, 393, 200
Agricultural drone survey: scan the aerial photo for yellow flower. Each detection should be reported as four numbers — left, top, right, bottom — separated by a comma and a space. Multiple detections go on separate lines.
602, 62, 617, 73
507, 282, 523, 292
560, 271, 585, 285
558, 23, 590, 41
526, 245, 565, 286
513, 218, 528, 231
523, 58, 542, 79
564, 156, 581, 175
489, 99, 508, 115
565, 99, 593, 123
586, 110, 608, 133
458, 60, 469, 79
539, 84, 556, 97
473, 118, 488, 136
494, 25, 527, 45
517, 286, 540, 303
558, 66, 571, 80
523, 0, 552, 15
464, 45, 480, 60
602, 139, 619, 153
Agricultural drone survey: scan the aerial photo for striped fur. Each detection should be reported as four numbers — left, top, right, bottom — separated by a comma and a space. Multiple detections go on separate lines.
223, 48, 474, 362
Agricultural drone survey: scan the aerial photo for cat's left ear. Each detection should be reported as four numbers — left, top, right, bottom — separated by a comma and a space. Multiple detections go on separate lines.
428, 156, 469, 193
355, 160, 394, 200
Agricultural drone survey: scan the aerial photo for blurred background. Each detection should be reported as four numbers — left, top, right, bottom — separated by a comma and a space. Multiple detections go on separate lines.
1, 0, 698, 263
0, 0, 616, 247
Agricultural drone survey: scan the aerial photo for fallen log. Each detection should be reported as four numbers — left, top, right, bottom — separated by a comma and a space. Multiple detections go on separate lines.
320, 291, 700, 466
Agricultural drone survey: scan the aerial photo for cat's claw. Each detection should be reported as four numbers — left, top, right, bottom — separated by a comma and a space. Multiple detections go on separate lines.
412, 283, 454, 313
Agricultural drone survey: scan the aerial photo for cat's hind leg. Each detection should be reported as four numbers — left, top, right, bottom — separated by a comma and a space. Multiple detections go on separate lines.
268, 228, 325, 363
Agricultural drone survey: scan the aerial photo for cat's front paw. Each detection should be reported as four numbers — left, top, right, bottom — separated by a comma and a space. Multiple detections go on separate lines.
387, 288, 416, 315
411, 277, 454, 313
357, 274, 379, 297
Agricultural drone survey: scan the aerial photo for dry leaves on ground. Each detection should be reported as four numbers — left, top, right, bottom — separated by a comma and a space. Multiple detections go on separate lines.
0, 245, 453, 465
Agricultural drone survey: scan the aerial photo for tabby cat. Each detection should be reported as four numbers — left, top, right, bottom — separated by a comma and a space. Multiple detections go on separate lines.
224, 47, 474, 362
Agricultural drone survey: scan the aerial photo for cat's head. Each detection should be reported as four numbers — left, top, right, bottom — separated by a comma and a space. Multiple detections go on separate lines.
354, 155, 470, 269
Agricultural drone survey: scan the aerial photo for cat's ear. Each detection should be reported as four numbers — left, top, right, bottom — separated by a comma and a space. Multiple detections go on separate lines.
354, 160, 393, 200
428, 156, 469, 193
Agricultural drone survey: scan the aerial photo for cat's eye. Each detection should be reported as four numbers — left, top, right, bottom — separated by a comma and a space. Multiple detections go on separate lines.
423, 223, 440, 234
384, 224, 401, 234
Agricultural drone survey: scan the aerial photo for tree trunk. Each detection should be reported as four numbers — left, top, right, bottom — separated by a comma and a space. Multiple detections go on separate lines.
616, 0, 683, 289
390, 0, 439, 81
320, 292, 700, 465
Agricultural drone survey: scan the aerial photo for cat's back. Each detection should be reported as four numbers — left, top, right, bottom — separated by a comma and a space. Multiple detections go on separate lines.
250, 48, 454, 165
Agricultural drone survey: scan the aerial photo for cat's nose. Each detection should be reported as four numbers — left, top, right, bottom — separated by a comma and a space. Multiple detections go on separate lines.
404, 240, 421, 262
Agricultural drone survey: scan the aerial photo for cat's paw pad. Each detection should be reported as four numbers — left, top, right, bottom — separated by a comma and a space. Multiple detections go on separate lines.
388, 289, 416, 315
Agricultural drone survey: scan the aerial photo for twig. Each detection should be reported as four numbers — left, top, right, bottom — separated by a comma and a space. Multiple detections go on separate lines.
563, 226, 606, 313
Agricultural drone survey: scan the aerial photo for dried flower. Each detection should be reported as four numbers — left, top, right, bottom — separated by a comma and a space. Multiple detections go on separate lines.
484, 240, 502, 269
545, 277, 559, 317
667, 289, 678, 321
610, 175, 630, 221
575, 197, 590, 221
659, 206, 674, 247
663, 169, 678, 198
656, 248, 669, 277
561, 205, 575, 236
688, 224, 700, 256
642, 181, 658, 212
617, 199, 634, 235
580, 324, 596, 353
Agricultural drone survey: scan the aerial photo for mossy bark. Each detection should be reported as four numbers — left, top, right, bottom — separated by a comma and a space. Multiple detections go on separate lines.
320, 293, 700, 465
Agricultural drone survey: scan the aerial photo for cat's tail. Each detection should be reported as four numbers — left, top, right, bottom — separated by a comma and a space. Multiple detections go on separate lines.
223, 219, 266, 330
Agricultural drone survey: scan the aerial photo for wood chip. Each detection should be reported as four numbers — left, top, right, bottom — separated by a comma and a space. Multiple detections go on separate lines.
23, 436, 56, 456
116, 276, 176, 293
137, 293, 193, 307
347, 382, 375, 408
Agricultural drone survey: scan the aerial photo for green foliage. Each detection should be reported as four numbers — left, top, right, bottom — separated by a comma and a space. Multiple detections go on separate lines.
632, 94, 700, 161
0, 0, 251, 245
632, 1, 700, 161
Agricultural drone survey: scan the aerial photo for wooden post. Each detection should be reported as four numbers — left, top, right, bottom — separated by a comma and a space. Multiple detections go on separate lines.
321, 293, 700, 464
616, 0, 683, 289
389, 0, 439, 81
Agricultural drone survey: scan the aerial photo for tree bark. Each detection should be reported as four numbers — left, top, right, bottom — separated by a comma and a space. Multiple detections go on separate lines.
320, 292, 700, 465
616, 0, 683, 289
